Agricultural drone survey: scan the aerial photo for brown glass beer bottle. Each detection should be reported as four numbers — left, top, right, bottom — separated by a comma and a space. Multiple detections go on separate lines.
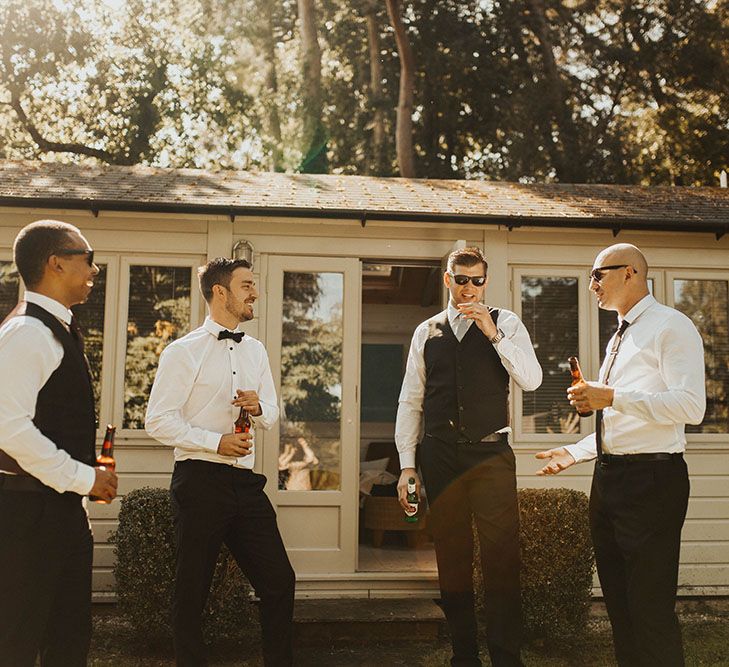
90, 425, 116, 503
234, 408, 251, 434
568, 356, 594, 417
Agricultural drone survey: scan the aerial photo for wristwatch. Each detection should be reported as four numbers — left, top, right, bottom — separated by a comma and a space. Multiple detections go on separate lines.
489, 329, 505, 345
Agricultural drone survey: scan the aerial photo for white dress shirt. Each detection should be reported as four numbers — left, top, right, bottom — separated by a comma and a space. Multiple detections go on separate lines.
395, 302, 543, 468
566, 294, 706, 463
145, 316, 279, 468
0, 291, 96, 494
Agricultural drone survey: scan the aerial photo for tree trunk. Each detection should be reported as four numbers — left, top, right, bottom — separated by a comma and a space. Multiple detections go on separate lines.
385, 0, 416, 178
297, 0, 328, 173
260, 1, 283, 171
362, 1, 386, 175
526, 0, 583, 182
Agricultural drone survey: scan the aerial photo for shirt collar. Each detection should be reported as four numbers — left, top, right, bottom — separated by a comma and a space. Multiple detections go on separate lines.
622, 293, 655, 327
202, 315, 245, 338
447, 300, 469, 329
24, 291, 73, 325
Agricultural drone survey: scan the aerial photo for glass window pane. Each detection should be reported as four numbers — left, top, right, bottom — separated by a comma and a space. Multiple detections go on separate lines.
279, 271, 343, 491
0, 261, 20, 320
521, 276, 579, 434
674, 279, 729, 434
72, 264, 107, 421
124, 265, 191, 429
599, 279, 653, 364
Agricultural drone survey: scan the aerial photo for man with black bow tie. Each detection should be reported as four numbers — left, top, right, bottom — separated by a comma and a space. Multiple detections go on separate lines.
146, 257, 294, 666
536, 244, 706, 667
0, 220, 118, 667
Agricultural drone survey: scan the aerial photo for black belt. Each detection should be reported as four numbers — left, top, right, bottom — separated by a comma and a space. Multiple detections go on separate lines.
455, 433, 509, 446
0, 473, 52, 493
600, 453, 683, 466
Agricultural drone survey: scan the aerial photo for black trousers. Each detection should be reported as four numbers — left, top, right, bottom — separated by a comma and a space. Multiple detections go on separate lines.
590, 456, 689, 667
170, 460, 295, 667
0, 485, 92, 667
420, 436, 523, 667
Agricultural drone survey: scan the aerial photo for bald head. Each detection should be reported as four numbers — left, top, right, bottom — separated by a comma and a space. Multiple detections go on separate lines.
595, 244, 648, 284
591, 243, 650, 316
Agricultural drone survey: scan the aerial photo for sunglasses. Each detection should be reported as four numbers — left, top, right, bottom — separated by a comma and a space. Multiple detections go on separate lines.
448, 272, 487, 287
589, 264, 635, 283
56, 248, 95, 267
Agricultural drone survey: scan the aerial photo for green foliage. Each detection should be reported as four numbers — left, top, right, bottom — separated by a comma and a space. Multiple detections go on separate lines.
474, 487, 594, 644
110, 487, 258, 645
0, 0, 726, 183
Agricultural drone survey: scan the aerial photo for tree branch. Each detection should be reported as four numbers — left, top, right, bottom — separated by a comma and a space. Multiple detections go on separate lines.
9, 91, 118, 163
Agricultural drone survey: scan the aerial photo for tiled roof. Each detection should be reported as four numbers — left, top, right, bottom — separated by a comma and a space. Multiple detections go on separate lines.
0, 161, 727, 233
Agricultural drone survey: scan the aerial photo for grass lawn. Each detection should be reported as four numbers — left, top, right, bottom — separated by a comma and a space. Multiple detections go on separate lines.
89, 607, 729, 666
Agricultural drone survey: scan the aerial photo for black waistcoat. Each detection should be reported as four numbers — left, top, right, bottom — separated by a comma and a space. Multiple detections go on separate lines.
20, 303, 96, 468
423, 309, 510, 445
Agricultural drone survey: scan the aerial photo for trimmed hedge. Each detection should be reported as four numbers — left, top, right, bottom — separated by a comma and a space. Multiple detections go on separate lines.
475, 487, 595, 643
109, 487, 258, 645
112, 486, 592, 647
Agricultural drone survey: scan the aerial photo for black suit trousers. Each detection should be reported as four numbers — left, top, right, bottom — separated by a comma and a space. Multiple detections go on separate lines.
420, 436, 523, 667
170, 460, 295, 667
0, 487, 92, 667
590, 456, 689, 667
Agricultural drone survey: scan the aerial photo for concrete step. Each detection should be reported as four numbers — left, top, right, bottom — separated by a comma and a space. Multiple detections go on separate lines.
293, 598, 446, 644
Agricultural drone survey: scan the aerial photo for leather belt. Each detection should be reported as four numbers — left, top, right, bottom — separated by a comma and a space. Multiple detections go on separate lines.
600, 453, 682, 466
456, 432, 509, 445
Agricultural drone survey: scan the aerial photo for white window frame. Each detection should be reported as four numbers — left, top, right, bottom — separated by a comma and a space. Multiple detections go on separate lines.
666, 269, 729, 445
512, 266, 593, 444
113, 255, 205, 437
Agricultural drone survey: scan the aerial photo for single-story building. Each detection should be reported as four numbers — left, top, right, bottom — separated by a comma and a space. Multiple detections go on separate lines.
1, 160, 727, 600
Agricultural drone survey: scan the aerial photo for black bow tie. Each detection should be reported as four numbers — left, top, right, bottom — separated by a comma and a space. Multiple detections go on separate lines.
218, 329, 244, 343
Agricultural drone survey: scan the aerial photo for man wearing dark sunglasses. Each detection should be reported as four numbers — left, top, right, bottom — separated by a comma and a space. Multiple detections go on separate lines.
396, 246, 541, 667
536, 243, 705, 667
0, 220, 116, 667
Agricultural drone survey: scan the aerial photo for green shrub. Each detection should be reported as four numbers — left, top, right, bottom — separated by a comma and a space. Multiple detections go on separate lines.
474, 487, 594, 644
109, 486, 258, 645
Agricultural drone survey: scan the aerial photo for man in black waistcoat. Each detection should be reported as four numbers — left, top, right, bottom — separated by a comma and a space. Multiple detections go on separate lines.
0, 220, 118, 667
396, 247, 542, 667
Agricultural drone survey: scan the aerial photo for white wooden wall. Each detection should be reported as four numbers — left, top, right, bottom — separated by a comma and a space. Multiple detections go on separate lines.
1, 206, 727, 597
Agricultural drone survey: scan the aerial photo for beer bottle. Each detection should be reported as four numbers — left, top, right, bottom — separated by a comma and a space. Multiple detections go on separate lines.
568, 356, 594, 417
90, 425, 116, 504
234, 408, 251, 434
404, 477, 419, 523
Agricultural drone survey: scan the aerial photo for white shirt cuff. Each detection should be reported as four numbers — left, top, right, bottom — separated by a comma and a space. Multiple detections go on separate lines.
399, 451, 416, 469
203, 431, 223, 453
71, 464, 98, 496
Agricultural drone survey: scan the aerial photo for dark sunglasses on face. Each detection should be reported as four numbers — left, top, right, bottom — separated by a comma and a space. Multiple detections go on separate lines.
56, 248, 95, 266
590, 264, 636, 283
448, 272, 487, 287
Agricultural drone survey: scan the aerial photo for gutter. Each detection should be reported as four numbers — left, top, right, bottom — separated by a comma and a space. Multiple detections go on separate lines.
0, 196, 727, 240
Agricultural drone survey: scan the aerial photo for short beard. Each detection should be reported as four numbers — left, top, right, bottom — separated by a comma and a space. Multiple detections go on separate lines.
225, 294, 253, 323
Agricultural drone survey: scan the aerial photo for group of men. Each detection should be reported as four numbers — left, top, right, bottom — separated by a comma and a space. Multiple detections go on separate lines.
0, 218, 705, 667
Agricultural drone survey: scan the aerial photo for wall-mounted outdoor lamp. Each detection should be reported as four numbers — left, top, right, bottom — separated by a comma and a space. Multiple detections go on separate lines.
232, 239, 254, 263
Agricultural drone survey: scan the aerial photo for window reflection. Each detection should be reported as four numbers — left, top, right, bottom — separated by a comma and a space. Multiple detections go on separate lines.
521, 276, 579, 434
124, 265, 191, 429
0, 261, 20, 320
279, 271, 343, 490
674, 279, 729, 434
72, 264, 107, 420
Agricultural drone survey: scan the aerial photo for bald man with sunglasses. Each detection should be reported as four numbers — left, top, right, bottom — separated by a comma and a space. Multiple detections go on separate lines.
396, 246, 542, 667
536, 243, 706, 667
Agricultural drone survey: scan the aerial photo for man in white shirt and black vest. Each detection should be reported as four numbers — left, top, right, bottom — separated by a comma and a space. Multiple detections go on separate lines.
396, 247, 542, 667
146, 257, 294, 667
536, 243, 706, 667
0, 220, 118, 667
